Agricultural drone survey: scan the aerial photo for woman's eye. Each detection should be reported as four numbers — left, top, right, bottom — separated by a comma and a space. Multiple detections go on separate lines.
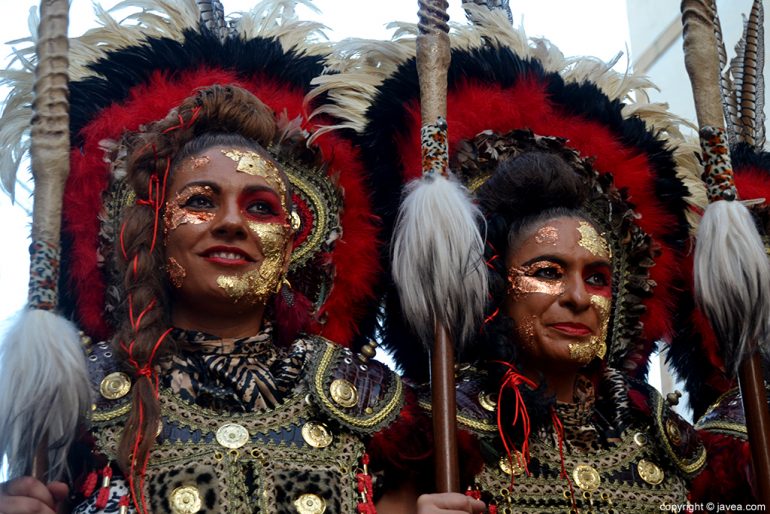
586, 272, 610, 287
247, 200, 278, 216
531, 266, 562, 279
183, 194, 213, 209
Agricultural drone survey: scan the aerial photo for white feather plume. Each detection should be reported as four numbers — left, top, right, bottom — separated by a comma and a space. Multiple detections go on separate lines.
391, 175, 488, 350
0, 309, 91, 481
694, 200, 770, 372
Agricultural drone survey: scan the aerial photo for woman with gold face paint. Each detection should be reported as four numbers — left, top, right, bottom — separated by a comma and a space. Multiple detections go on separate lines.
409, 148, 706, 514
15, 85, 407, 514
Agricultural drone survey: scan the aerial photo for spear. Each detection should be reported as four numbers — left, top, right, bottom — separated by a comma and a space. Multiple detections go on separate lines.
391, 0, 487, 492
0, 0, 90, 483
681, 0, 770, 505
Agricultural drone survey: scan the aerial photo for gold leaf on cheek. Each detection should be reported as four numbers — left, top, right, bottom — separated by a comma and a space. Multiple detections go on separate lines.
216, 223, 291, 304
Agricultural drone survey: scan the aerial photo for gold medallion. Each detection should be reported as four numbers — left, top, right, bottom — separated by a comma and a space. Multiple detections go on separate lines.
498, 453, 525, 476
294, 493, 326, 514
637, 459, 665, 485
665, 419, 682, 446
573, 464, 601, 491
170, 485, 202, 514
215, 422, 250, 449
99, 372, 132, 400
633, 432, 648, 447
478, 391, 498, 412
329, 379, 358, 408
301, 422, 334, 448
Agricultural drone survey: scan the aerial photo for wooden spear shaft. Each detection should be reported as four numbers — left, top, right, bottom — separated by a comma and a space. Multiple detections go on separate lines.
415, 0, 460, 492
28, 0, 70, 481
681, 0, 770, 505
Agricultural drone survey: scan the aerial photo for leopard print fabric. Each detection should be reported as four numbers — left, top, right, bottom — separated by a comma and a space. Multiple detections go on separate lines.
158, 325, 307, 412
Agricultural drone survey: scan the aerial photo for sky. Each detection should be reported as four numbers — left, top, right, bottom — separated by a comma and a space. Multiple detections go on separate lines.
0, 0, 641, 383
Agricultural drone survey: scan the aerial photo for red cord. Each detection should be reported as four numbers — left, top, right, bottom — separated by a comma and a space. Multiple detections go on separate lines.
494, 361, 537, 486
94, 465, 113, 509
551, 408, 577, 512
355, 454, 376, 514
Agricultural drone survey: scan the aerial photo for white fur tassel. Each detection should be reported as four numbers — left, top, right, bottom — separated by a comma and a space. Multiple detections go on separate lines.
391, 174, 487, 352
694, 199, 770, 373
0, 309, 91, 481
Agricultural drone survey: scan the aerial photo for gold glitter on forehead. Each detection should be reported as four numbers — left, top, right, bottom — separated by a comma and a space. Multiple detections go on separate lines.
576, 221, 611, 259
507, 263, 566, 298
166, 257, 186, 289
221, 148, 288, 213
216, 222, 291, 305
534, 225, 559, 246
164, 185, 216, 234
189, 155, 211, 169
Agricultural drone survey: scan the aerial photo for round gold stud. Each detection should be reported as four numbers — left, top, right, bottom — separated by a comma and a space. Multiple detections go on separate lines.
478, 391, 497, 412
329, 379, 358, 408
294, 493, 326, 514
665, 419, 682, 446
302, 422, 334, 448
99, 372, 132, 400
498, 454, 525, 476
215, 422, 249, 449
169, 485, 202, 514
633, 432, 648, 447
573, 464, 601, 492
637, 459, 664, 485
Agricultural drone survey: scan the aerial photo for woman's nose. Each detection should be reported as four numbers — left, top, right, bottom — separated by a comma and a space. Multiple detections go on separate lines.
211, 200, 247, 238
559, 274, 590, 311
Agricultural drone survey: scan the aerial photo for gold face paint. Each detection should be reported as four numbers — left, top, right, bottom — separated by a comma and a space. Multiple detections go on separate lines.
221, 149, 288, 213
508, 263, 566, 298
189, 155, 211, 170
590, 294, 611, 360
567, 294, 611, 363
166, 257, 186, 288
534, 225, 559, 246
216, 223, 291, 304
164, 185, 216, 234
515, 315, 538, 353
576, 221, 611, 259
568, 341, 596, 364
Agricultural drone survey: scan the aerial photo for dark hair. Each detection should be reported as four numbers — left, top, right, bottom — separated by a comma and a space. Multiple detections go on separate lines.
474, 151, 599, 432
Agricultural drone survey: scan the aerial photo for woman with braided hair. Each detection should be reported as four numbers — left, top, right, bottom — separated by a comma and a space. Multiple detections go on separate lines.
1, 83, 405, 514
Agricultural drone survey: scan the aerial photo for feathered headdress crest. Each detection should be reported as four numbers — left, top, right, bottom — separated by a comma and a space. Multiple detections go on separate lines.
0, 0, 383, 347
314, 6, 697, 380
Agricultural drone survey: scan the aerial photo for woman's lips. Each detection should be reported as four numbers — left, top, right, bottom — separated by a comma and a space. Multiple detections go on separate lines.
201, 248, 254, 266
549, 322, 592, 336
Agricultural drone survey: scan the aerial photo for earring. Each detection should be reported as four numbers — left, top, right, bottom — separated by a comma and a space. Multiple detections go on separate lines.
279, 277, 294, 307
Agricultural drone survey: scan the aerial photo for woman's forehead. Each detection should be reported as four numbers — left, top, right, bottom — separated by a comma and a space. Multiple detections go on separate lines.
509, 216, 610, 261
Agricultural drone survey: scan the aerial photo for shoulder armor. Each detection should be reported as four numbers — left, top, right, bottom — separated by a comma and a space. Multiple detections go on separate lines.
84, 339, 132, 423
695, 384, 770, 439
307, 337, 404, 434
647, 385, 707, 477
418, 366, 498, 436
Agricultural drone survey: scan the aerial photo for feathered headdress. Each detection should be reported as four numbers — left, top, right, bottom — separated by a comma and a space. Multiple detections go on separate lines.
315, 6, 697, 381
0, 0, 384, 482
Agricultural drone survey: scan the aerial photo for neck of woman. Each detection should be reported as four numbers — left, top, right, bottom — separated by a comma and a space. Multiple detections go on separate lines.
171, 302, 266, 339
523, 362, 580, 403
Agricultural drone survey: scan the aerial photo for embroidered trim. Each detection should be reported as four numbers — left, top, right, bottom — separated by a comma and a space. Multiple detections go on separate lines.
418, 399, 498, 434
311, 342, 403, 430
653, 393, 707, 475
